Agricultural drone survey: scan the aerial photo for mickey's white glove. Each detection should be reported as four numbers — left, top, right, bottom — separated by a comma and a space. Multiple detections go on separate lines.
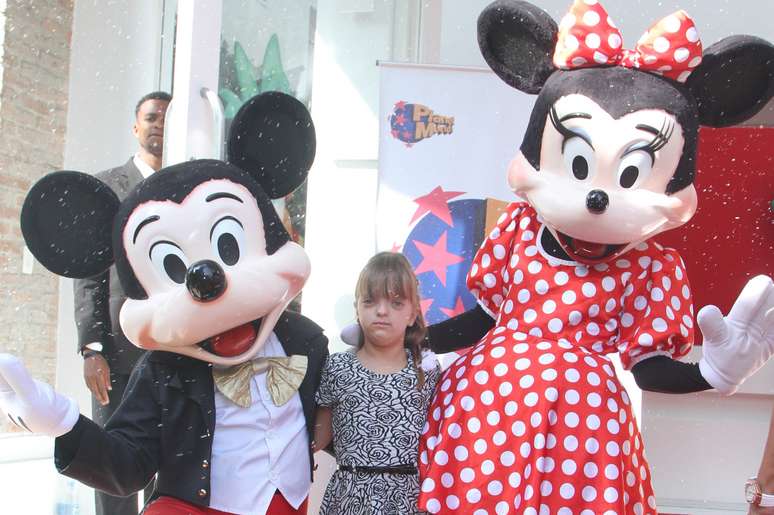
698, 275, 774, 395
0, 354, 79, 437
340, 323, 359, 346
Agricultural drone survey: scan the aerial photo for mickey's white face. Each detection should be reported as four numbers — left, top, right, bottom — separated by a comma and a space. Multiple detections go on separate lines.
118, 178, 310, 366
508, 94, 697, 263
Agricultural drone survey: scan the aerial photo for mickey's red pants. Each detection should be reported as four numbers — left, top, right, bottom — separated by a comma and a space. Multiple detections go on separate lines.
144, 491, 307, 515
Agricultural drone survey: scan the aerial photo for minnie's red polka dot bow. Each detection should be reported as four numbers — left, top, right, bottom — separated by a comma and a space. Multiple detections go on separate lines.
553, 0, 703, 83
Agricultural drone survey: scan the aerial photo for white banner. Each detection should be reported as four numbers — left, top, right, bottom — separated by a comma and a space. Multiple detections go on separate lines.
376, 62, 535, 325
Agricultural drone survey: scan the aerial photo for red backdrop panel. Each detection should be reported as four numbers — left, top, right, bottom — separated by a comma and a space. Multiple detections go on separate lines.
657, 126, 774, 343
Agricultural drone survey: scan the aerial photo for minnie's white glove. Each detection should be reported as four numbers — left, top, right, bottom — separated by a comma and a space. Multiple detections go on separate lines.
698, 275, 774, 395
340, 323, 359, 346
420, 349, 439, 372
0, 354, 79, 437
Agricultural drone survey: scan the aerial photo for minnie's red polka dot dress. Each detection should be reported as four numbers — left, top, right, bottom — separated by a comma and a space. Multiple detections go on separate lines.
417, 202, 695, 515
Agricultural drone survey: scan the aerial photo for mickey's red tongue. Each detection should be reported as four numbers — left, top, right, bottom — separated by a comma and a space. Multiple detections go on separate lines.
570, 238, 609, 260
210, 323, 257, 357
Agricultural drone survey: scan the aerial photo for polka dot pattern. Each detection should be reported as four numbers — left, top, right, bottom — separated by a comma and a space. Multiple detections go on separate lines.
420, 202, 682, 514
553, 0, 703, 83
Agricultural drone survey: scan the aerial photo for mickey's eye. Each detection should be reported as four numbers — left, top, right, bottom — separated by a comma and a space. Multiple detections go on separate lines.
210, 216, 245, 267
617, 150, 652, 189
563, 137, 595, 181
149, 241, 189, 284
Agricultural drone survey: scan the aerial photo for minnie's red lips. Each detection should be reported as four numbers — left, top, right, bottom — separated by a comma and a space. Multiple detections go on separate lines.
557, 232, 625, 262
209, 322, 257, 357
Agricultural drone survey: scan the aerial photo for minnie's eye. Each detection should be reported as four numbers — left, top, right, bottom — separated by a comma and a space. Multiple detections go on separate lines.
210, 216, 245, 266
149, 241, 189, 284
617, 150, 652, 189
563, 137, 595, 181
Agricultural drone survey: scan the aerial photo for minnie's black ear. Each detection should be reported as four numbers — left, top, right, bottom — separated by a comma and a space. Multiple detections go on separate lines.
21, 171, 119, 278
686, 35, 774, 127
478, 0, 558, 94
227, 91, 316, 199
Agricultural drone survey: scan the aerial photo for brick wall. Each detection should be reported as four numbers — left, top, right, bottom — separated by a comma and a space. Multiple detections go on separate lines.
0, 0, 73, 433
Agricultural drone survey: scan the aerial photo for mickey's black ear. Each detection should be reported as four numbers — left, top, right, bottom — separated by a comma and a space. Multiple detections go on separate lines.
227, 91, 316, 199
478, 0, 558, 94
21, 171, 119, 278
686, 35, 774, 127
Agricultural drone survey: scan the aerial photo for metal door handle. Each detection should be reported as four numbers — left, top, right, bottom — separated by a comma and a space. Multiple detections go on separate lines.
201, 87, 225, 159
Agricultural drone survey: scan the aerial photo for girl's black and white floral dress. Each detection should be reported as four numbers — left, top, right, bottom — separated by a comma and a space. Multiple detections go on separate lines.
316, 350, 441, 515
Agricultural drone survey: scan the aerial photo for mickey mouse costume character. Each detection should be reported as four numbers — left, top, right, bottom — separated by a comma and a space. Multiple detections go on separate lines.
0, 92, 327, 515
414, 1, 774, 513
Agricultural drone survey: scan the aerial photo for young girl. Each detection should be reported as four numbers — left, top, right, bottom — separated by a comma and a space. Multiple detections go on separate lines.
313, 252, 440, 515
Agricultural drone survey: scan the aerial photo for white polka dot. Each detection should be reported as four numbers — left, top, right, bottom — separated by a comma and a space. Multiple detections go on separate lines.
475, 370, 489, 385
565, 368, 580, 383
562, 458, 577, 474
682, 284, 690, 299
530, 412, 542, 428
593, 51, 609, 64
539, 353, 556, 365
585, 32, 601, 49
493, 243, 506, 259
521, 230, 535, 242
528, 261, 542, 274
582, 485, 597, 502
586, 392, 601, 408
554, 271, 569, 285
454, 445, 469, 461
542, 368, 558, 381
468, 417, 481, 433
466, 488, 481, 503
524, 392, 539, 406
541, 299, 557, 314
583, 463, 598, 479
460, 396, 475, 412
426, 499, 441, 513
564, 435, 578, 451
488, 480, 504, 497
434, 450, 449, 465
586, 414, 601, 430
686, 26, 699, 42
520, 442, 531, 458
422, 477, 436, 492
487, 411, 501, 426
604, 487, 619, 503
481, 391, 496, 406
515, 358, 531, 371
517, 289, 531, 303
606, 440, 620, 456
651, 287, 664, 302
512, 420, 526, 437
634, 295, 647, 310
559, 13, 576, 30
583, 10, 600, 26
608, 33, 622, 49
652, 318, 667, 332
586, 322, 600, 336
483, 273, 496, 288
493, 430, 506, 446
569, 311, 582, 326
616, 259, 631, 269
621, 312, 634, 327
509, 471, 521, 488
582, 282, 597, 297
560, 482, 575, 500
539, 479, 553, 496
474, 438, 488, 454
588, 304, 600, 317
565, 411, 580, 428
546, 318, 563, 333
513, 269, 523, 284
682, 314, 694, 328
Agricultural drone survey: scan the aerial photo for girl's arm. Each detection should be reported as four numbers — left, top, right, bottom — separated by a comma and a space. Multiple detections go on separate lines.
427, 304, 495, 354
312, 406, 333, 453
631, 355, 711, 393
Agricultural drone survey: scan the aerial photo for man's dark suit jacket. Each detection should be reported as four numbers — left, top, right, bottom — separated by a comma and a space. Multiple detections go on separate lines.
54, 311, 329, 508
73, 158, 145, 373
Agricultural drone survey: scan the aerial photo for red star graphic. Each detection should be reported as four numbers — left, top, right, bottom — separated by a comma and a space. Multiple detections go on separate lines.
390, 241, 402, 252
401, 130, 412, 139
410, 186, 464, 226
394, 113, 406, 125
413, 231, 465, 286
391, 128, 399, 138
405, 143, 413, 148
420, 298, 434, 317
394, 100, 407, 110
440, 297, 467, 318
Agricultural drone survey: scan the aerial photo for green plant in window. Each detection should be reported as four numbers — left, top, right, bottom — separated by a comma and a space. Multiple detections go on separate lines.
220, 34, 293, 118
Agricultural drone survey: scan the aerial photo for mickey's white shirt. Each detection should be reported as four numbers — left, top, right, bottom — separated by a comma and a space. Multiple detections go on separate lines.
209, 332, 311, 515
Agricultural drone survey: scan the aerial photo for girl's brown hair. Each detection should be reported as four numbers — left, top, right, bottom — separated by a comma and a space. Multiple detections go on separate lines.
355, 252, 428, 389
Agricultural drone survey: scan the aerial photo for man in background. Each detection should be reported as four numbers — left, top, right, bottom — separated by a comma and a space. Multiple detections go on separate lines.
73, 91, 171, 515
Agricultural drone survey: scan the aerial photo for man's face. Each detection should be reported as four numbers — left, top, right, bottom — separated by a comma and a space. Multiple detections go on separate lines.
133, 99, 169, 157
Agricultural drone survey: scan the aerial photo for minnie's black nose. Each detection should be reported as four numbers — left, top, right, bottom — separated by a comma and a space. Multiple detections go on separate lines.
186, 260, 227, 302
586, 189, 609, 214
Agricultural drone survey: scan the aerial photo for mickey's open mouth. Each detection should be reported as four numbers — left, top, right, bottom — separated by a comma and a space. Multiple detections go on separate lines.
556, 231, 625, 262
199, 319, 261, 357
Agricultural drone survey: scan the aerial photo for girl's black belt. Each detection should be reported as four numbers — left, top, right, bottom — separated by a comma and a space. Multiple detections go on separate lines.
337, 464, 417, 475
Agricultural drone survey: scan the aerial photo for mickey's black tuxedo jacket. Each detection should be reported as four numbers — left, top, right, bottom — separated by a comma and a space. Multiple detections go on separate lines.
54, 311, 328, 508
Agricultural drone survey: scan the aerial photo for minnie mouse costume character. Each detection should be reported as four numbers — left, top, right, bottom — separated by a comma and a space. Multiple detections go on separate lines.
0, 92, 327, 515
416, 1, 774, 513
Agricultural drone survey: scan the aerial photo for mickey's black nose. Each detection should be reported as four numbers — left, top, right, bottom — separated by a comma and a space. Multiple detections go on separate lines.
186, 260, 227, 302
586, 189, 609, 214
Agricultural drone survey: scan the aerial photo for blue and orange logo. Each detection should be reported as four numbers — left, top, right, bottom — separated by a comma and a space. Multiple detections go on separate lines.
389, 101, 455, 147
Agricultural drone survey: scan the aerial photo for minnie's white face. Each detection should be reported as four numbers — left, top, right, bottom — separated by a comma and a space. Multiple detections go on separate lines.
507, 94, 697, 264
118, 178, 310, 366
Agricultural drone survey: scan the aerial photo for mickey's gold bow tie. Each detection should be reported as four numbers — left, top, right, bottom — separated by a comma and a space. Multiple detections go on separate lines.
212, 355, 308, 408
